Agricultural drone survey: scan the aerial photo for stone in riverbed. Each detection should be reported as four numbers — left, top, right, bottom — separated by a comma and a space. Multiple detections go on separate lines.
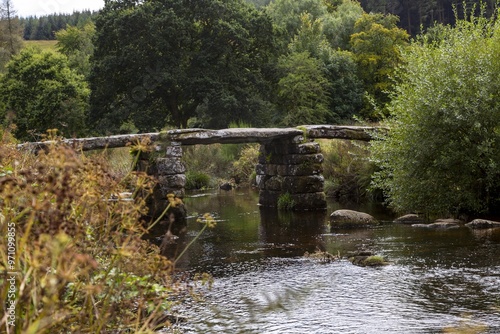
394, 214, 425, 224
411, 221, 460, 229
329, 209, 377, 228
466, 219, 500, 229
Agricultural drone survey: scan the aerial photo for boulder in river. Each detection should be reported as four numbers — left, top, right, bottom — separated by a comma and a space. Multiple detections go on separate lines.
329, 209, 377, 228
466, 219, 500, 229
394, 214, 426, 224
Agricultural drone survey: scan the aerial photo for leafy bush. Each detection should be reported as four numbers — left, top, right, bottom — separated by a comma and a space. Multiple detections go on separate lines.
321, 139, 376, 203
0, 48, 89, 141
232, 144, 260, 185
371, 11, 500, 216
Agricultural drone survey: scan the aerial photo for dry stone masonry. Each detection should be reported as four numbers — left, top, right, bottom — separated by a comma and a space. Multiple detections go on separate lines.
18, 125, 381, 216
257, 139, 326, 210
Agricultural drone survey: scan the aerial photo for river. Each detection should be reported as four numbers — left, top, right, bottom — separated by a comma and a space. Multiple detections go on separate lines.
160, 188, 500, 334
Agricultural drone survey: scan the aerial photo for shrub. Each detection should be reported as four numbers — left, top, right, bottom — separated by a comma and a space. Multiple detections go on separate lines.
186, 170, 212, 190
0, 48, 89, 141
320, 139, 376, 203
232, 144, 260, 185
371, 11, 500, 216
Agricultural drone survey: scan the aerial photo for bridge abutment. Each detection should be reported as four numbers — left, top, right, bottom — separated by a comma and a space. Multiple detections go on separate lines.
256, 139, 327, 210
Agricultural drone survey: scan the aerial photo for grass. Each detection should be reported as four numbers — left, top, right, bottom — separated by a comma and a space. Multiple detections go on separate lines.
319, 139, 376, 204
277, 192, 295, 211
182, 143, 259, 188
23, 40, 58, 52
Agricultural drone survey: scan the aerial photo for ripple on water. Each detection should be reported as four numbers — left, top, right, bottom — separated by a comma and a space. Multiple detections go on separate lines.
175, 257, 500, 334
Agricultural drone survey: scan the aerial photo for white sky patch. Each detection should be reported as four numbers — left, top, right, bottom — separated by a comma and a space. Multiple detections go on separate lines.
13, 0, 104, 17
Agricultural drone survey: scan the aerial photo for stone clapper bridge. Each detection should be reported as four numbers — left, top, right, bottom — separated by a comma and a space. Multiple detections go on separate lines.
19, 125, 383, 215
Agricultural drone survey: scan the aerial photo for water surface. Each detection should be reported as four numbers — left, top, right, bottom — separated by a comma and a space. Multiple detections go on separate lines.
165, 189, 500, 333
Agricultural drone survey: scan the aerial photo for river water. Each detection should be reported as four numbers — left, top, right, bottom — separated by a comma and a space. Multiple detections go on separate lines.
163, 189, 500, 334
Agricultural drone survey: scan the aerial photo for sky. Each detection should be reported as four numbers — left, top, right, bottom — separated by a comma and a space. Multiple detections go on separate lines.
13, 0, 104, 17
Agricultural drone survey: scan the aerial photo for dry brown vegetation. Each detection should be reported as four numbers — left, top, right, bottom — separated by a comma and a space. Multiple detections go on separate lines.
0, 129, 198, 333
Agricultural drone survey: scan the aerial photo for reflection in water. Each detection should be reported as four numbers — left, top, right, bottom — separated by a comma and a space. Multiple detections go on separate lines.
160, 189, 500, 334
258, 208, 327, 257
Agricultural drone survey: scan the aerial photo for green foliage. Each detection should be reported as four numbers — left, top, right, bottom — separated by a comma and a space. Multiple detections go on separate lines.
0, 48, 89, 141
265, 0, 329, 43
90, 0, 278, 133
20, 10, 98, 40
289, 12, 332, 57
182, 144, 234, 180
278, 192, 296, 211
0, 0, 23, 71
56, 22, 95, 77
321, 139, 375, 203
186, 170, 212, 190
232, 144, 260, 185
322, 0, 364, 50
371, 12, 500, 216
322, 50, 364, 123
350, 12, 409, 119
277, 51, 331, 126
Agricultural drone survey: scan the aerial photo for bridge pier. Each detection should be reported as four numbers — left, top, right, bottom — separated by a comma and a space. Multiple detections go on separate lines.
256, 139, 327, 210
138, 142, 186, 219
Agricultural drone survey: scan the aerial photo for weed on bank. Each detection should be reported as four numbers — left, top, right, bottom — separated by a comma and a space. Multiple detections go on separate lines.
0, 131, 196, 333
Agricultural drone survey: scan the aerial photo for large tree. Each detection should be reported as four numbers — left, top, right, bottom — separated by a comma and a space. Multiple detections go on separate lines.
0, 0, 23, 71
371, 14, 500, 217
0, 48, 89, 141
56, 22, 95, 78
350, 12, 409, 119
288, 12, 363, 123
277, 51, 330, 126
89, 0, 277, 133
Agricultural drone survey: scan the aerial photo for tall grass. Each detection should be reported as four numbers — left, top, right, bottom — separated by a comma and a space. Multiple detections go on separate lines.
182, 143, 259, 188
320, 139, 377, 204
0, 130, 205, 333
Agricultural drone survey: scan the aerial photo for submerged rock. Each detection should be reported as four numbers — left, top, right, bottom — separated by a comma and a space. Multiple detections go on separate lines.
349, 251, 388, 267
219, 183, 233, 191
411, 222, 460, 230
329, 209, 377, 228
434, 218, 464, 224
411, 221, 460, 229
466, 219, 500, 229
394, 214, 425, 224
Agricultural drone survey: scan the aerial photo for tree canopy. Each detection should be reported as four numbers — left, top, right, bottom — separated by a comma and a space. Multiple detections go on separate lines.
89, 0, 278, 133
0, 48, 89, 141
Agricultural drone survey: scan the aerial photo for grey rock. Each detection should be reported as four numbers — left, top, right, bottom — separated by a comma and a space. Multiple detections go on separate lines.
466, 219, 500, 229
330, 209, 377, 228
394, 214, 425, 224
412, 222, 460, 229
